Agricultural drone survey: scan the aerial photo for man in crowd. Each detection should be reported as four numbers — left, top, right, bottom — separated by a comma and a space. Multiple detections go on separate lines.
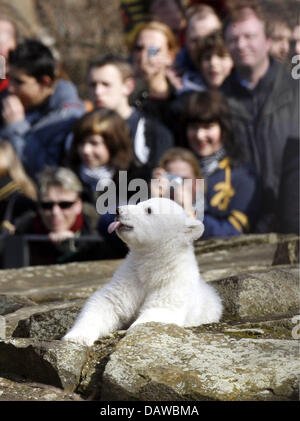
221, 0, 299, 233
15, 166, 99, 265
174, 4, 222, 74
0, 39, 85, 179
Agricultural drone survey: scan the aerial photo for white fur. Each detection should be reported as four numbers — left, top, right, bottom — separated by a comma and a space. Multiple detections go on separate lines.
62, 198, 222, 346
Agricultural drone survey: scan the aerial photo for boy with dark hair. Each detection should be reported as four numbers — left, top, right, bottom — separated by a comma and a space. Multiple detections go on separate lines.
0, 39, 85, 179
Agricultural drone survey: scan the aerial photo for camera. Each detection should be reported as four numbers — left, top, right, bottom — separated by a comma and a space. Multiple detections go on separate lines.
165, 173, 184, 186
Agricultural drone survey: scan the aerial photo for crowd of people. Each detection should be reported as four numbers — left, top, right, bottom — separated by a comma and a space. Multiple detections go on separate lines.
0, 0, 299, 267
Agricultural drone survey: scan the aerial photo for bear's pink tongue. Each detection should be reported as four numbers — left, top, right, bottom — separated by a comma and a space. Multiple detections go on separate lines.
108, 221, 122, 234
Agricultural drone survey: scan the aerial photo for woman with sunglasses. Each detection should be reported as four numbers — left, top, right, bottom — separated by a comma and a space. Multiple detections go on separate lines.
15, 166, 99, 265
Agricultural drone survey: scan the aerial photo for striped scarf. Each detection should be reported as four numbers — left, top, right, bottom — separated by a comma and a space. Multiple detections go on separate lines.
198, 147, 227, 178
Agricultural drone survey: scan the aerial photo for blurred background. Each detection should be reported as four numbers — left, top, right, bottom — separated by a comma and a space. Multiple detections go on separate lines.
0, 0, 126, 97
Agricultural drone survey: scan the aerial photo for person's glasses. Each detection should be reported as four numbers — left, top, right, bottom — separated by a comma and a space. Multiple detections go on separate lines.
39, 201, 76, 210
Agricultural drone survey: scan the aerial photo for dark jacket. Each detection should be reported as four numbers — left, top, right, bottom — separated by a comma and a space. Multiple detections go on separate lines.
129, 77, 181, 143
0, 79, 85, 180
221, 59, 299, 232
202, 157, 260, 238
277, 136, 299, 234
126, 108, 174, 182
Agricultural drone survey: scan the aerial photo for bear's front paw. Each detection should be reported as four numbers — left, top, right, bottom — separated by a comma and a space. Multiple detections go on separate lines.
62, 330, 98, 347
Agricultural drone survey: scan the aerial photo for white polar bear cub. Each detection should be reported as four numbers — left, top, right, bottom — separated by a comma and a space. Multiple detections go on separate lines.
63, 198, 222, 346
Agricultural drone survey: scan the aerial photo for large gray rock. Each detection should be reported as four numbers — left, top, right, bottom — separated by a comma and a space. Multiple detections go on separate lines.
212, 266, 299, 320
77, 331, 126, 400
0, 338, 88, 392
102, 323, 299, 401
196, 234, 299, 280
2, 300, 83, 339
11, 301, 84, 340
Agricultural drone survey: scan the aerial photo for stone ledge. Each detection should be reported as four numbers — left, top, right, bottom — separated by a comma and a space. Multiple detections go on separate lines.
0, 376, 83, 401
101, 323, 299, 401
0, 338, 88, 393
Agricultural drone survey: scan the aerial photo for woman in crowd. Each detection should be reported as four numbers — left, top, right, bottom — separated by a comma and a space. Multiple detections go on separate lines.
180, 90, 261, 238
68, 108, 134, 207
130, 21, 180, 134
0, 141, 37, 234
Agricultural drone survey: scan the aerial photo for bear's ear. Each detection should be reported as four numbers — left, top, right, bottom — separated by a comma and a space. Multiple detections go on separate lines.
184, 217, 204, 241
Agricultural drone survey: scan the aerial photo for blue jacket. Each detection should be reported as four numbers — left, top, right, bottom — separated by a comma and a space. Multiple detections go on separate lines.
202, 157, 260, 238
0, 79, 85, 179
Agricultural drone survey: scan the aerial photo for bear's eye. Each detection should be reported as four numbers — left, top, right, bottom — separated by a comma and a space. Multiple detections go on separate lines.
146, 207, 152, 215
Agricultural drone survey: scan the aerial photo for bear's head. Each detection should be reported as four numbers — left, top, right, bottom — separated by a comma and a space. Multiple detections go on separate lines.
108, 198, 204, 249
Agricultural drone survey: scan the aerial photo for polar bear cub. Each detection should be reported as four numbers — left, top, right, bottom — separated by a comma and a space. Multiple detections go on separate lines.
63, 198, 222, 346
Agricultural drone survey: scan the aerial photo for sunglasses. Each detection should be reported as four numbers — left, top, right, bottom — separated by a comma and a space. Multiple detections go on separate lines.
39, 201, 76, 210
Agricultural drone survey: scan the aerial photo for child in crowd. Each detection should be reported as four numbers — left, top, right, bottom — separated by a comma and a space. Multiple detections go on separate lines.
68, 108, 134, 206
151, 147, 204, 219
194, 32, 233, 89
180, 90, 261, 238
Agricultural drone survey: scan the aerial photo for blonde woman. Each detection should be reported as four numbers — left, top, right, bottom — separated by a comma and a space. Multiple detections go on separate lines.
132, 21, 178, 99
0, 141, 37, 233
131, 21, 180, 135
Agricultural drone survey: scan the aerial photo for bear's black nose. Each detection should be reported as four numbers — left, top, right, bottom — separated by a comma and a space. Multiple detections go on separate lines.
116, 207, 120, 216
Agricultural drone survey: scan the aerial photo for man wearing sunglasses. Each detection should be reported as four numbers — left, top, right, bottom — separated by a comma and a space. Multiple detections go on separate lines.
15, 167, 99, 265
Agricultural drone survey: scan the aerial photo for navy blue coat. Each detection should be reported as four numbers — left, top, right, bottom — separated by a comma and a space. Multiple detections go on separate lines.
202, 157, 260, 238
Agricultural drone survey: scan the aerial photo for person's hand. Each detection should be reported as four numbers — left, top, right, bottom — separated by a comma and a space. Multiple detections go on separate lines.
49, 231, 75, 243
165, 67, 183, 91
173, 179, 195, 216
151, 167, 170, 198
2, 95, 25, 125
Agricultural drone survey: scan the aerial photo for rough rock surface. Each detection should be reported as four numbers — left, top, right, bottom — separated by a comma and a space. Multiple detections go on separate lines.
0, 234, 299, 401
101, 323, 299, 401
0, 377, 83, 401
